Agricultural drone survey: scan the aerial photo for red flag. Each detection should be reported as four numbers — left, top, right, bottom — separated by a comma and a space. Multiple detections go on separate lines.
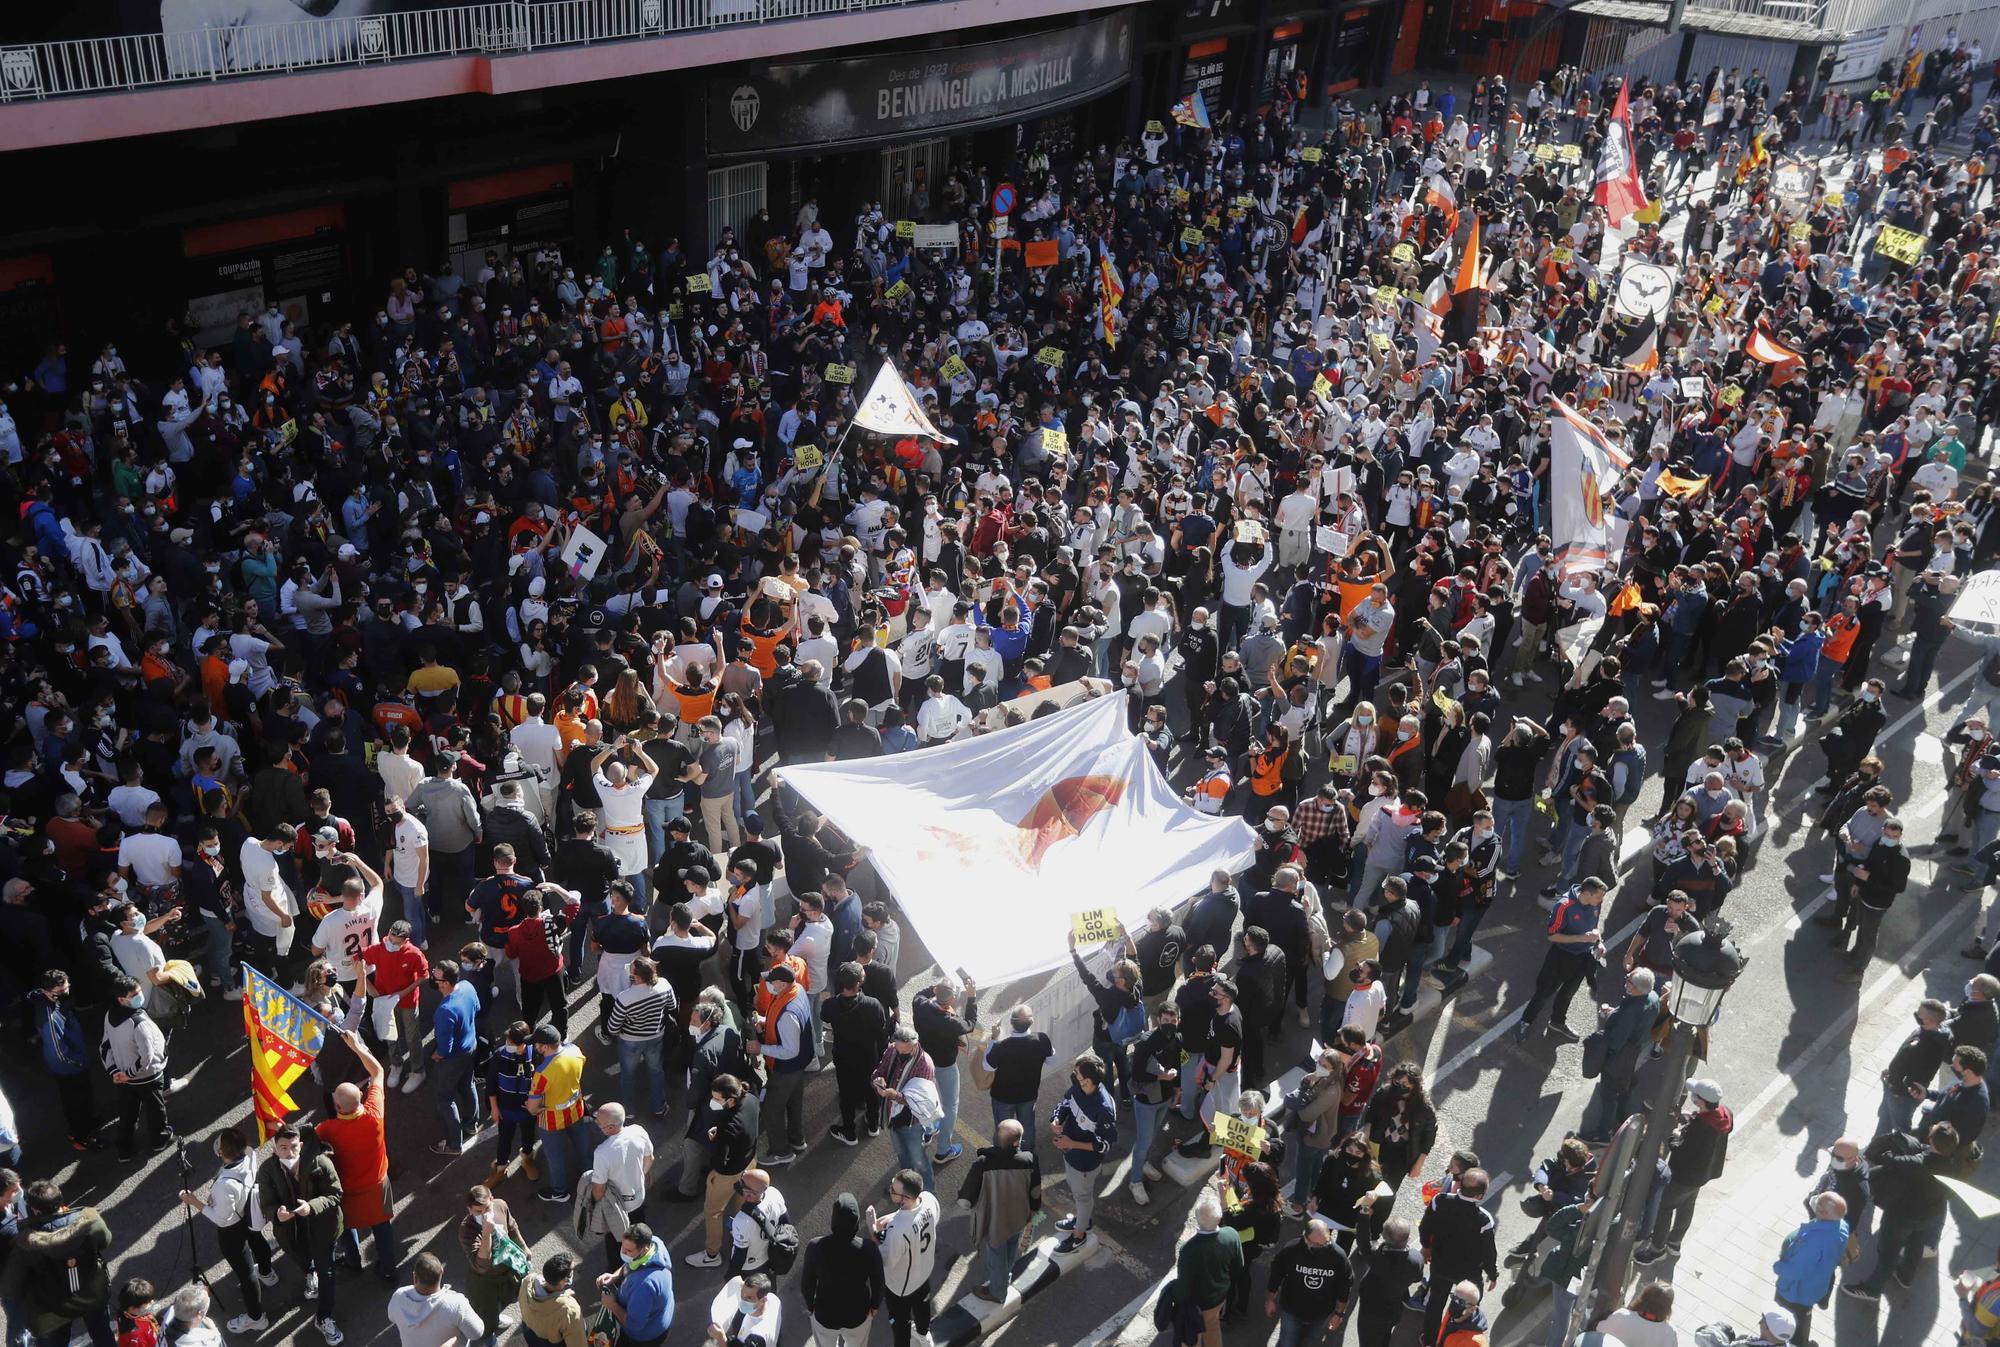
1593, 82, 1649, 227
1745, 324, 1803, 365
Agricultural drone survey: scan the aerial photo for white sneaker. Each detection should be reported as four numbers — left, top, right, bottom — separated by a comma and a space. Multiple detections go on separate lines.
1295, 1007, 1311, 1028
1818, 873, 1836, 883
315, 1318, 343, 1346
303, 1272, 320, 1300
401, 1072, 426, 1094
227, 1315, 267, 1334
684, 1250, 723, 1268
223, 985, 244, 1001
1130, 1180, 1151, 1206
168, 1076, 189, 1094
1144, 1161, 1164, 1182
1527, 670, 1545, 682
256, 1267, 279, 1288
913, 1335, 935, 1347
386, 1066, 403, 1090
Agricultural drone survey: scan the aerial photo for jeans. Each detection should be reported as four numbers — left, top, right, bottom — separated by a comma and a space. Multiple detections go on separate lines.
339, 1216, 398, 1275
642, 794, 684, 869
933, 1063, 961, 1156
1877, 1082, 1921, 1137
617, 1036, 668, 1116
1064, 1160, 1098, 1234
1644, 1181, 1702, 1246
1809, 659, 1843, 716
733, 770, 755, 821
765, 1069, 807, 1153
889, 1122, 935, 1193
992, 1099, 1038, 1157
540, 1121, 601, 1198
388, 878, 425, 949
1294, 1143, 1328, 1208
1276, 1310, 1325, 1347
1556, 824, 1593, 890
1493, 796, 1534, 873
200, 911, 233, 985
1851, 1212, 1926, 1291
1130, 1097, 1165, 1180
1445, 902, 1490, 966
1901, 639, 1945, 697
432, 1051, 480, 1145
1581, 1074, 1634, 1140
1774, 682, 1810, 739
982, 1239, 1016, 1295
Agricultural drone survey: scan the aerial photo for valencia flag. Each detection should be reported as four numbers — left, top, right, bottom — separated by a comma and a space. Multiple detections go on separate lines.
1610, 312, 1660, 372
1291, 197, 1327, 249
1447, 215, 1487, 346
1745, 322, 1803, 365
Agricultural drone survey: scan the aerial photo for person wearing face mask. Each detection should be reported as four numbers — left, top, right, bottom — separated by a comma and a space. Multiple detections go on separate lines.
254, 1123, 346, 1344
179, 1127, 277, 1333
594, 1224, 675, 1347
360, 921, 430, 1091
99, 975, 172, 1162
1841, 817, 1912, 975
687, 1072, 761, 1268
1815, 678, 1888, 793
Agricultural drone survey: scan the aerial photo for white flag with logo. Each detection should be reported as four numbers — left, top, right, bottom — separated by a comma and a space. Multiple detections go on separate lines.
1549, 396, 1631, 579
852, 359, 957, 443
774, 694, 1254, 983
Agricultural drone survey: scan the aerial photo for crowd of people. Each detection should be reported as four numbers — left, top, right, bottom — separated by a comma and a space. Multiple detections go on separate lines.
3, 25, 2000, 1347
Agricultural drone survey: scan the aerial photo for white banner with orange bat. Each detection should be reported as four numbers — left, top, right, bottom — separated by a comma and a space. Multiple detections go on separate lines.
775, 692, 1258, 983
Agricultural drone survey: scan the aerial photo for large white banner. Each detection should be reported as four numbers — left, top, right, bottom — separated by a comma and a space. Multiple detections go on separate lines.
1549, 396, 1632, 579
776, 694, 1258, 983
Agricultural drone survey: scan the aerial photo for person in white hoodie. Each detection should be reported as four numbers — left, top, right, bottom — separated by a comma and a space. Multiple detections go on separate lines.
388, 1253, 485, 1347
177, 1127, 277, 1333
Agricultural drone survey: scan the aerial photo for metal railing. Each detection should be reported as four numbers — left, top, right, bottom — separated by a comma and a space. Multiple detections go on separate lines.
1683, 0, 1833, 29
0, 0, 922, 102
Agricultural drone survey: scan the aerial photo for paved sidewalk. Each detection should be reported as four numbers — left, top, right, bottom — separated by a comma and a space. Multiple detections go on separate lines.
1592, 891, 1999, 1347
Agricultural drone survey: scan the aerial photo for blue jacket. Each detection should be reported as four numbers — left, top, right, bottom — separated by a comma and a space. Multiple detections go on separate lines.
1776, 631, 1824, 684
616, 1246, 676, 1340
30, 990, 88, 1077
1664, 587, 1708, 636
1050, 1082, 1117, 1173
435, 982, 480, 1058
1774, 1216, 1849, 1302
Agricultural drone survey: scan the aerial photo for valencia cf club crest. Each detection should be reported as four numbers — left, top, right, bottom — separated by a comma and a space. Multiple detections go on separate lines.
729, 85, 761, 132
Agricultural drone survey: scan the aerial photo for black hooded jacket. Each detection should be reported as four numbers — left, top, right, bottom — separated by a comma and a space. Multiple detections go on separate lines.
799, 1193, 886, 1330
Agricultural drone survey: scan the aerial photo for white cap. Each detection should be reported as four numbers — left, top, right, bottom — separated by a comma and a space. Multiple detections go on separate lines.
734, 438, 753, 450
474, 511, 492, 525
705, 573, 724, 588
337, 543, 358, 559
1687, 1077, 1722, 1105
1760, 1306, 1796, 1341
527, 576, 547, 597
226, 659, 249, 678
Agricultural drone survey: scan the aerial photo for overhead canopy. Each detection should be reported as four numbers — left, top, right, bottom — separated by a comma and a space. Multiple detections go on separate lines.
775, 694, 1257, 984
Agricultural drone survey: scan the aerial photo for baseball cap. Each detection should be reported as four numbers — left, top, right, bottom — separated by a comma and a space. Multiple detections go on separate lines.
313, 826, 340, 848
705, 573, 724, 588
667, 816, 693, 834
227, 659, 249, 678
530, 1025, 562, 1046
742, 810, 763, 833
1687, 1078, 1722, 1106
170, 527, 194, 544
679, 864, 715, 885
336, 543, 358, 559
1759, 1306, 1796, 1342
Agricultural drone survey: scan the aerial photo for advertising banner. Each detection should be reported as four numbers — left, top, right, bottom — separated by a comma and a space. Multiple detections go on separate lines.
707, 11, 1133, 155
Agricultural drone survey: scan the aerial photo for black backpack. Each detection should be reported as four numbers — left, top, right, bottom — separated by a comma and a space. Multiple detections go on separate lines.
744, 1202, 801, 1275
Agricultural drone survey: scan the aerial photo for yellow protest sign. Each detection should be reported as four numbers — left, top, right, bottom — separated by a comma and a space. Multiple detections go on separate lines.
1719, 384, 1744, 407
1374, 285, 1398, 304
1042, 427, 1070, 457
1181, 226, 1206, 246
885, 279, 911, 300
1552, 245, 1573, 265
685, 273, 713, 294
793, 443, 824, 471
823, 364, 855, 385
1172, 187, 1190, 206
895, 220, 916, 239
1875, 224, 1925, 265
1071, 907, 1124, 944
1145, 119, 1166, 134
1330, 754, 1358, 776
1235, 194, 1255, 211
1704, 293, 1727, 315
1036, 346, 1066, 368
667, 302, 685, 319
1789, 220, 1811, 241
277, 418, 298, 447
1370, 332, 1394, 353
1391, 243, 1415, 264
1558, 144, 1583, 164
1311, 373, 1333, 402
1205, 212, 1221, 228
940, 355, 969, 381
1210, 1112, 1267, 1158
1534, 144, 1557, 162
1300, 147, 1323, 163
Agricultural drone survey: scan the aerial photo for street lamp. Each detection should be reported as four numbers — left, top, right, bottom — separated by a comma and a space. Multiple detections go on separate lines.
1583, 918, 1747, 1330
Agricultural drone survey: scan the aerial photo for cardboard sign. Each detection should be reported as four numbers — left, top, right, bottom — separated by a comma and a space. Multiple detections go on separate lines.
793, 443, 824, 471
1171, 187, 1190, 205
1300, 147, 1323, 163
911, 224, 959, 250
1789, 220, 1812, 241
1375, 286, 1399, 304
1875, 224, 1925, 265
1314, 525, 1349, 555
1719, 384, 1744, 407
1071, 907, 1125, 944
824, 364, 856, 385
1036, 346, 1066, 368
1042, 427, 1069, 457
1210, 1112, 1266, 1158
1311, 373, 1333, 402
1679, 376, 1707, 399
276, 418, 298, 447
1558, 144, 1583, 164
885, 279, 911, 301
1391, 243, 1415, 264
560, 524, 609, 581
1145, 119, 1166, 134
990, 217, 1011, 238
1331, 754, 1359, 776
895, 220, 916, 239
1534, 143, 1557, 162
1182, 226, 1206, 246
1551, 245, 1572, 265
1234, 195, 1255, 212
940, 355, 969, 381
685, 273, 713, 294
1705, 294, 1727, 315
1370, 332, 1394, 353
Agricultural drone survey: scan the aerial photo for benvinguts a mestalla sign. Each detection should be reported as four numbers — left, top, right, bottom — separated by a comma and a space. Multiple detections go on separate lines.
707, 11, 1134, 156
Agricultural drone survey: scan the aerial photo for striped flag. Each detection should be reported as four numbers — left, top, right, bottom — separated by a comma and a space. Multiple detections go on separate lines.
1745, 323, 1803, 364
242, 964, 331, 1141
1170, 91, 1212, 130
1099, 244, 1125, 350
1447, 214, 1488, 346
1593, 80, 1648, 226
